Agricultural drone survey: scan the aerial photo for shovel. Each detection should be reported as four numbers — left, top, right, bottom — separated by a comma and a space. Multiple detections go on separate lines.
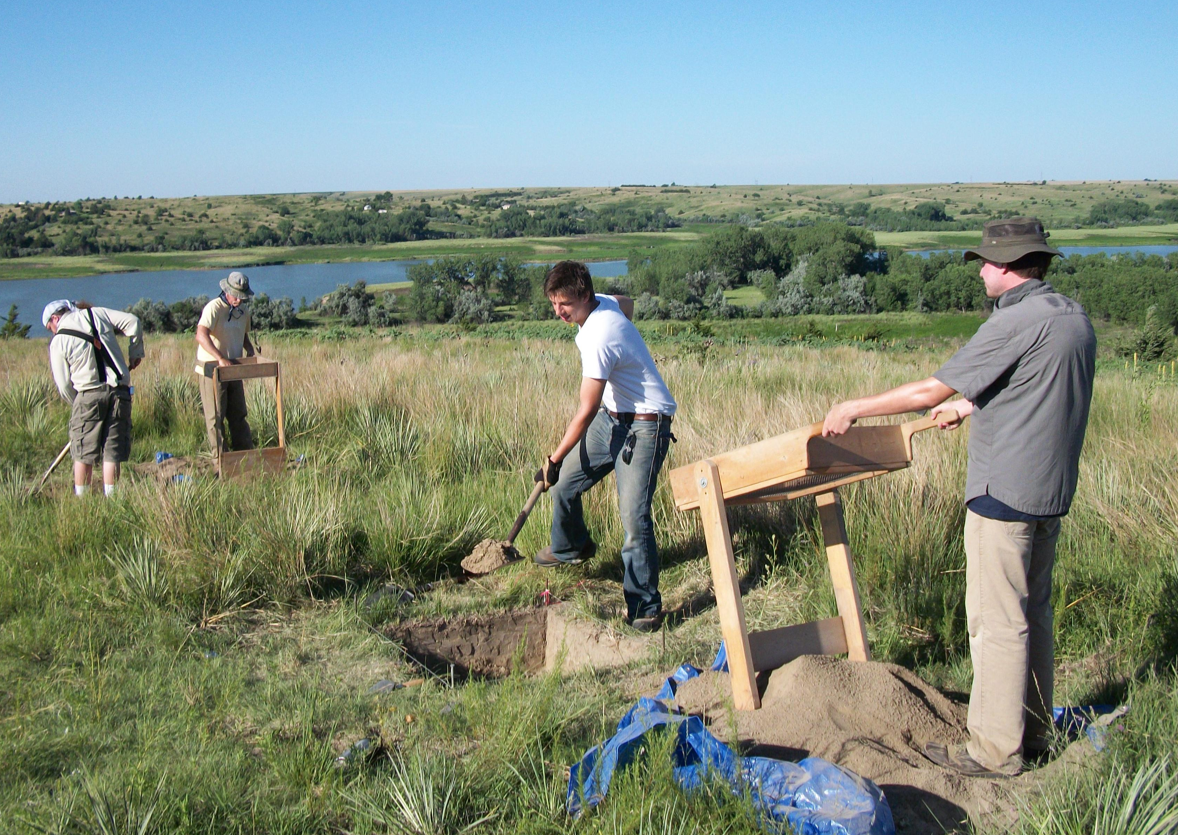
461, 481, 545, 576
30, 442, 71, 496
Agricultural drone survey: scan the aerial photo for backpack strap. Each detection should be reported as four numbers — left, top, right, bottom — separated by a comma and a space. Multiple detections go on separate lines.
54, 309, 119, 385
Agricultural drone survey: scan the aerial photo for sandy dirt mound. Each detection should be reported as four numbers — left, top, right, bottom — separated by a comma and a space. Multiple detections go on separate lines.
389, 610, 546, 678
674, 657, 1020, 834
461, 539, 520, 575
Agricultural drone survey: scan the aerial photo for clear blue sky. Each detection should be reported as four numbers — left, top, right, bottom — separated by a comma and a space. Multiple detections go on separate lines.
2, 0, 1176, 202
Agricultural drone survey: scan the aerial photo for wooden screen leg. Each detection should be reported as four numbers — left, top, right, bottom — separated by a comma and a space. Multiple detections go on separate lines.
274, 367, 286, 449
212, 367, 224, 475
695, 460, 760, 710
815, 490, 871, 662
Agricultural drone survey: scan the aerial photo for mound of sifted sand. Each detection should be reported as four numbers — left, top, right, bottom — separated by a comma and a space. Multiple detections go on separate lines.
673, 657, 1025, 834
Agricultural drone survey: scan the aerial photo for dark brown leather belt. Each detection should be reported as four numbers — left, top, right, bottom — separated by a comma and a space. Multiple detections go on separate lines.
607, 410, 666, 422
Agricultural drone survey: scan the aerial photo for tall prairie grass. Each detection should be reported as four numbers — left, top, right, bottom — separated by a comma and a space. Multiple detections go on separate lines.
1, 329, 1174, 834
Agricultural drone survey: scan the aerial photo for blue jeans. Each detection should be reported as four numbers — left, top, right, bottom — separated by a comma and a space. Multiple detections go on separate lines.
550, 409, 673, 620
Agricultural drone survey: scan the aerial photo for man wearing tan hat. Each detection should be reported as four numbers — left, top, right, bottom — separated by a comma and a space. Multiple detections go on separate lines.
196, 271, 256, 452
822, 218, 1096, 776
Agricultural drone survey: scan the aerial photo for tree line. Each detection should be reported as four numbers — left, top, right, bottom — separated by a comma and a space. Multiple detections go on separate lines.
321, 224, 1178, 334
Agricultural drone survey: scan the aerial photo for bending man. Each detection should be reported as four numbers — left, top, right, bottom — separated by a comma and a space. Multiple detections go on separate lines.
534, 261, 677, 632
44, 299, 144, 496
822, 218, 1095, 776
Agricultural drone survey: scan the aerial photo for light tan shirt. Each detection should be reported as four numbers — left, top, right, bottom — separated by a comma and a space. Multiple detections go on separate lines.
49, 307, 144, 402
195, 296, 251, 373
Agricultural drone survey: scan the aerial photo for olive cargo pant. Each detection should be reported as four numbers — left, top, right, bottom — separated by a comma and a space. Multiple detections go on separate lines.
964, 509, 1060, 774
199, 374, 254, 453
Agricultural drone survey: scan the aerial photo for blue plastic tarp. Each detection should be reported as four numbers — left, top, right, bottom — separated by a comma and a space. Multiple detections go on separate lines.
568, 665, 895, 835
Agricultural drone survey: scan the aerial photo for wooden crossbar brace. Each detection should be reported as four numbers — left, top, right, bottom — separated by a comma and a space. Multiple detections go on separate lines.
694, 474, 870, 711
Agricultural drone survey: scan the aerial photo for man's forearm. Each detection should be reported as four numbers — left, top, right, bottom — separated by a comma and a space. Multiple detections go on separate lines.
823, 377, 956, 435
551, 408, 596, 463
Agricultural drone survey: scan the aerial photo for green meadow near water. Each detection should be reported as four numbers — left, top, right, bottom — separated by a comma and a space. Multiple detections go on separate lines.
1, 321, 1176, 834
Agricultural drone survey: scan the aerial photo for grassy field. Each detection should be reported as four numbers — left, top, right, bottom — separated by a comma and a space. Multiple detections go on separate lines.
5, 180, 1177, 281
1, 325, 1176, 834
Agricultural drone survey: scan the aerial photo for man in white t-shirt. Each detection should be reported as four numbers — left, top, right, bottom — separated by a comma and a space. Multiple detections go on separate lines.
533, 261, 677, 632
195, 271, 256, 452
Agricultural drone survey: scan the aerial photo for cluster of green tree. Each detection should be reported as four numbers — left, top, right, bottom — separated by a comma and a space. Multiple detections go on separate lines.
1087, 198, 1178, 226
404, 256, 549, 324
126, 294, 298, 332
869, 253, 986, 313
482, 201, 678, 238
839, 201, 981, 232
619, 224, 1178, 327
625, 222, 879, 319
1050, 252, 1178, 329
314, 281, 398, 327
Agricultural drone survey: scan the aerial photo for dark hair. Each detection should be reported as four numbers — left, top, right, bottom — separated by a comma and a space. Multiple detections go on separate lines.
544, 261, 594, 300
1006, 252, 1055, 280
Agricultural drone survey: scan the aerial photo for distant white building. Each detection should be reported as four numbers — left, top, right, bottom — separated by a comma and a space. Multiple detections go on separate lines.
377, 208, 387, 214
501, 203, 512, 210
363, 204, 372, 211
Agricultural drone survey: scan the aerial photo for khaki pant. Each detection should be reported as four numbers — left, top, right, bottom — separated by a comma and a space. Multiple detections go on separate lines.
964, 509, 1060, 774
198, 375, 254, 453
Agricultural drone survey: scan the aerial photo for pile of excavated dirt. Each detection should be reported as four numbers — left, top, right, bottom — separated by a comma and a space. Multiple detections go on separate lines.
673, 657, 1031, 834
460, 539, 520, 575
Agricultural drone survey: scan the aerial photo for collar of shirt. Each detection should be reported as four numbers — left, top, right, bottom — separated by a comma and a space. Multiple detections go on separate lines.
996, 279, 1052, 310
220, 292, 248, 319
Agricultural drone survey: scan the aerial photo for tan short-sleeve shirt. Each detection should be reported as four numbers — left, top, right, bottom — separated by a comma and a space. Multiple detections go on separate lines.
195, 296, 251, 373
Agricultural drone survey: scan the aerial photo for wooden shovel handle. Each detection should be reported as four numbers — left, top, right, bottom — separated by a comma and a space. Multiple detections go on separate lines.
31, 442, 72, 496
900, 409, 960, 459
506, 481, 546, 545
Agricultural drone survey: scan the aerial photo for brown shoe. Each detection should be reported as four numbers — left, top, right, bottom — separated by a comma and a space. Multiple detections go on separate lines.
630, 614, 664, 633
534, 541, 596, 567
923, 742, 1013, 778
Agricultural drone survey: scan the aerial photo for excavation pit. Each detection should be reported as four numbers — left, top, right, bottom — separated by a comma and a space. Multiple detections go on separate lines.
387, 604, 654, 680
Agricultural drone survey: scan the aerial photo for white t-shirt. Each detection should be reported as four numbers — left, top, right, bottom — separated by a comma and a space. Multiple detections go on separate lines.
576, 294, 676, 415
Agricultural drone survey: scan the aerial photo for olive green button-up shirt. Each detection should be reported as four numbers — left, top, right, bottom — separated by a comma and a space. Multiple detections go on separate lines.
933, 280, 1096, 517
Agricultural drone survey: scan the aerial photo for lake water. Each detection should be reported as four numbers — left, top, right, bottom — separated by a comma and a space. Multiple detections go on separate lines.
909, 245, 1178, 259
2, 259, 629, 336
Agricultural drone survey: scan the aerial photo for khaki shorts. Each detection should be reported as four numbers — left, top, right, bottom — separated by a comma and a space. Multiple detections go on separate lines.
69, 386, 132, 465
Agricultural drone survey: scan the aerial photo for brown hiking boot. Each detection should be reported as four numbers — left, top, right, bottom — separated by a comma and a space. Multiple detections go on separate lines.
534, 541, 596, 567
629, 613, 664, 633
923, 742, 1013, 778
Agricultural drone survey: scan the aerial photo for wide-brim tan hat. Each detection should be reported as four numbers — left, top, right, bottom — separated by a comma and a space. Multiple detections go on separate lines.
220, 271, 254, 298
964, 217, 1063, 264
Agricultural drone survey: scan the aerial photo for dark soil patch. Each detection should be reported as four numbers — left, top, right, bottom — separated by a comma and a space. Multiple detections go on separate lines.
389, 610, 547, 679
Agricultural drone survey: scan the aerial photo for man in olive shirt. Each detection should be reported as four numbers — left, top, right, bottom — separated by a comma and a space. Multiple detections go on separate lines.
823, 218, 1096, 776
196, 271, 257, 452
